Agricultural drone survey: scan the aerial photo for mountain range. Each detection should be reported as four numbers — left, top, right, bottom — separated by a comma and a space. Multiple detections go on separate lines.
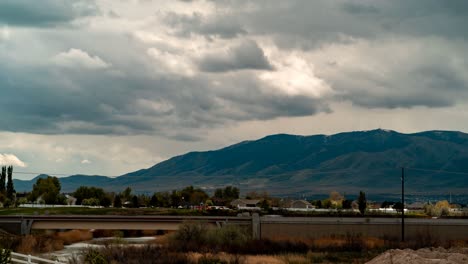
14, 129, 468, 196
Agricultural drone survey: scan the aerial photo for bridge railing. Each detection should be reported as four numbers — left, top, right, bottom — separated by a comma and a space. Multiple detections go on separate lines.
10, 251, 66, 264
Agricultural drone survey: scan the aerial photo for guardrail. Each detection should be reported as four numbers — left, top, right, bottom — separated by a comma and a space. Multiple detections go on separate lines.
11, 252, 66, 264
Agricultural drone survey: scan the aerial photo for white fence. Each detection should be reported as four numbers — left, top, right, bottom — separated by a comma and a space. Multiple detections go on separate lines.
10, 252, 66, 264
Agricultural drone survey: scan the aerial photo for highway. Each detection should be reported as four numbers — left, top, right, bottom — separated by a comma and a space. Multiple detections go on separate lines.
0, 215, 252, 235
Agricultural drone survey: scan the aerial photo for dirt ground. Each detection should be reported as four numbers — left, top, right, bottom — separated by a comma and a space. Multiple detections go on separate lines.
366, 247, 468, 264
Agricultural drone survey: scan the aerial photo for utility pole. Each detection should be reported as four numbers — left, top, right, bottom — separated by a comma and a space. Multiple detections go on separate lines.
401, 167, 405, 242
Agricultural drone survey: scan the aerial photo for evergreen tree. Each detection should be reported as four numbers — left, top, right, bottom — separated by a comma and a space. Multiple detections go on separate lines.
150, 194, 158, 207
113, 195, 122, 208
358, 191, 367, 215
6, 166, 15, 200
131, 195, 139, 208
0, 166, 6, 194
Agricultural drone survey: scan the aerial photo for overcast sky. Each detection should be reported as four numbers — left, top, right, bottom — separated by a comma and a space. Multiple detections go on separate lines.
1, 0, 468, 179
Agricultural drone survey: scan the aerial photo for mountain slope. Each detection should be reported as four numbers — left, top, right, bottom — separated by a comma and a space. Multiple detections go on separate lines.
14, 129, 468, 195
114, 129, 468, 194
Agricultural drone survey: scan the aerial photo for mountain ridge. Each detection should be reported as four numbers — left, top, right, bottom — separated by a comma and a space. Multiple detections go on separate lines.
13, 129, 468, 195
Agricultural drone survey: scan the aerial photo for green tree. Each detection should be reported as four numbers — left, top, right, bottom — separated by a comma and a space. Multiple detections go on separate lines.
149, 194, 158, 207
28, 176, 63, 204
6, 166, 15, 201
393, 201, 404, 212
321, 199, 332, 209
100, 195, 112, 208
223, 186, 240, 200
73, 186, 106, 205
131, 195, 139, 208
342, 199, 353, 209
170, 190, 182, 207
113, 195, 122, 208
214, 188, 223, 199
82, 198, 100, 206
122, 187, 132, 201
358, 191, 367, 215
154, 192, 170, 207
0, 166, 6, 194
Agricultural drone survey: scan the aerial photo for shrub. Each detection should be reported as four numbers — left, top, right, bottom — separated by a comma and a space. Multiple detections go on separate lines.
84, 249, 108, 264
170, 222, 208, 252
0, 248, 11, 264
208, 225, 251, 253
16, 235, 63, 254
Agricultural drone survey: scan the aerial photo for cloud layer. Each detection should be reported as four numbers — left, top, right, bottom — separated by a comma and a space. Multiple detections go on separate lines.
1, 0, 466, 137
1, 0, 467, 177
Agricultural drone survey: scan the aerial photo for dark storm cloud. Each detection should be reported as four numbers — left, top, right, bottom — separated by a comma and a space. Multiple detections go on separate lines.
208, 0, 468, 49
204, 0, 468, 109
0, 46, 323, 136
197, 40, 273, 72
0, 0, 99, 27
0, 0, 467, 138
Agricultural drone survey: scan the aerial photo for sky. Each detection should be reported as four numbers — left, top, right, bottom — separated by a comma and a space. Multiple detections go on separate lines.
1, 0, 468, 179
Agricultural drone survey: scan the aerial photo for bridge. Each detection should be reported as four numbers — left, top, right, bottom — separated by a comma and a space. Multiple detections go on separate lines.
1, 215, 467, 241
0, 215, 254, 236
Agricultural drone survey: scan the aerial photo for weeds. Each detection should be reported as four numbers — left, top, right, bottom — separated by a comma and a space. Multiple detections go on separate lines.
80, 245, 189, 264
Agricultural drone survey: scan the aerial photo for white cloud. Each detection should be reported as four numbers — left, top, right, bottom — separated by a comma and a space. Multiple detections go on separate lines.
259, 50, 333, 98
0, 154, 27, 167
52, 48, 110, 69
81, 159, 91, 164
0, 26, 10, 41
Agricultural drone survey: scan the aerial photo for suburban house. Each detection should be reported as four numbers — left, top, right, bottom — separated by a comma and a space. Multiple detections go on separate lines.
288, 200, 314, 209
407, 202, 425, 210
230, 199, 261, 210
65, 194, 77, 206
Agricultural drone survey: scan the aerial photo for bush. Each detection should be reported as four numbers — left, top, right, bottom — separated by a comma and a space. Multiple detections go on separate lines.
16, 235, 63, 254
208, 225, 251, 253
170, 222, 251, 253
0, 248, 11, 264
170, 222, 208, 252
84, 249, 108, 264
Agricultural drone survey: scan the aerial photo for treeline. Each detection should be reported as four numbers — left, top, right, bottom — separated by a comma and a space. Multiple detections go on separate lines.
22, 175, 240, 208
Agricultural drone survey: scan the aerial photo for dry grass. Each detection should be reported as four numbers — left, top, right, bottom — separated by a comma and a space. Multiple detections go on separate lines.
16, 235, 64, 254
188, 252, 284, 264
243, 255, 285, 264
55, 229, 93, 245
311, 236, 385, 250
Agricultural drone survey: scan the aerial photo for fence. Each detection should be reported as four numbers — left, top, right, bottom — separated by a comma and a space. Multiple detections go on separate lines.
10, 252, 66, 264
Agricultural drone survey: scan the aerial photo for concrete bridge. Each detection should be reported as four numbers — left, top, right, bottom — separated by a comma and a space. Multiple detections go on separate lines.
1, 215, 467, 242
0, 215, 254, 236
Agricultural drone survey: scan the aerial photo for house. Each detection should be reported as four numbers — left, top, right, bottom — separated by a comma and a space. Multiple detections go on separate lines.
230, 199, 261, 210
288, 200, 314, 209
65, 195, 77, 206
407, 202, 425, 210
